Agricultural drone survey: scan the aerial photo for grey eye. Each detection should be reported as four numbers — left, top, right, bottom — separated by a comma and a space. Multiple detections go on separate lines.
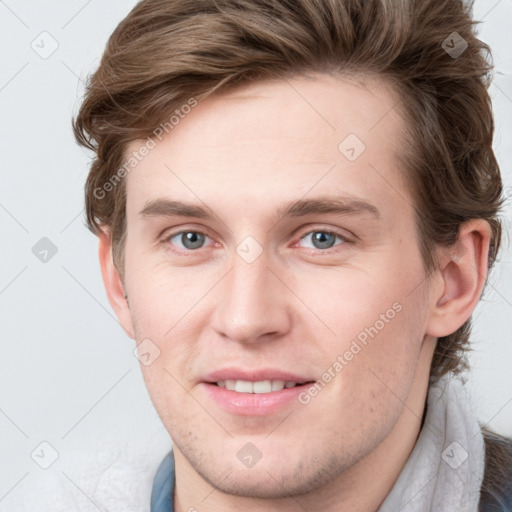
170, 231, 208, 250
300, 231, 344, 250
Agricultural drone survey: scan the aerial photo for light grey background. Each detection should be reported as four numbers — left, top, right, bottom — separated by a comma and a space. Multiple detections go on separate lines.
0, 0, 511, 509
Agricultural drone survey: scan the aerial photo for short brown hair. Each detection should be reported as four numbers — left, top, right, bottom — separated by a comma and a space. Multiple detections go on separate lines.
73, 0, 504, 382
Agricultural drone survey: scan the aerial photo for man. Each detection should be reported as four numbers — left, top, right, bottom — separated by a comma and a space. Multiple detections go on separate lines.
72, 0, 512, 510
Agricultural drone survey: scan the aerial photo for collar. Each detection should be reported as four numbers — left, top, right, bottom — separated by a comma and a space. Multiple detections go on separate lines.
377, 374, 485, 512
150, 451, 175, 512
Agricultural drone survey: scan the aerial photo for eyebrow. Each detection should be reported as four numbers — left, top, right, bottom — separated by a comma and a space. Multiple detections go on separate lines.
139, 196, 381, 221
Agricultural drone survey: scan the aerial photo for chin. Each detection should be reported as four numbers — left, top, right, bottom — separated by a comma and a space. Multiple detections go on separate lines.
193, 448, 347, 500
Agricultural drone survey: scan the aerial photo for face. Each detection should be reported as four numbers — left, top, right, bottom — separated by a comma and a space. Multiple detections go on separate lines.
118, 74, 438, 498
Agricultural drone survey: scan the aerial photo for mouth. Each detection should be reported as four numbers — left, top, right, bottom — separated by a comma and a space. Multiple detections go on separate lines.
201, 371, 317, 415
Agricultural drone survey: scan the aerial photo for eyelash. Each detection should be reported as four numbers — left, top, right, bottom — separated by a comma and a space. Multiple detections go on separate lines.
160, 227, 351, 256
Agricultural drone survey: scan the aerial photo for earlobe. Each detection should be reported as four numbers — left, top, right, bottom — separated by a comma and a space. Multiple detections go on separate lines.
426, 220, 492, 338
98, 229, 136, 339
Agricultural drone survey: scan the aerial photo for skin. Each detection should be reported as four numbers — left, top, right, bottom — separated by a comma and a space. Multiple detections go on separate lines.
99, 73, 491, 512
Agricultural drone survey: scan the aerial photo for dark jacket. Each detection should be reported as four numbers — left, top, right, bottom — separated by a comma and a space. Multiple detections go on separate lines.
479, 428, 512, 511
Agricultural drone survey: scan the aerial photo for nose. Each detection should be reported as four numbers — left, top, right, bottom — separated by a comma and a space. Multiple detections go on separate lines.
210, 248, 292, 345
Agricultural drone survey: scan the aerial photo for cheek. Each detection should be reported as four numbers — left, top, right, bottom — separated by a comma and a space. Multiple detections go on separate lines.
291, 259, 428, 393
293, 264, 413, 344
125, 260, 206, 404
125, 250, 207, 335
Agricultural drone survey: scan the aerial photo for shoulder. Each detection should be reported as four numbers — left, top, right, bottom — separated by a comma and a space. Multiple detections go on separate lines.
479, 427, 512, 512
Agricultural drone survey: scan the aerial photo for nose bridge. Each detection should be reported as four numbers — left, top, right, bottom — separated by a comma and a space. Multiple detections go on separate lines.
211, 242, 290, 344
230, 256, 264, 305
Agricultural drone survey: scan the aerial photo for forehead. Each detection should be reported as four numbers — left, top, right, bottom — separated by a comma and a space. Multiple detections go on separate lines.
124, 73, 410, 221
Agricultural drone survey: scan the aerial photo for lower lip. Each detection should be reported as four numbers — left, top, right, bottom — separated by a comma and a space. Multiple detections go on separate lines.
200, 382, 313, 416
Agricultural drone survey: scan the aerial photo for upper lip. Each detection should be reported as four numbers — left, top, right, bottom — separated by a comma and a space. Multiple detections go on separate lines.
202, 368, 315, 384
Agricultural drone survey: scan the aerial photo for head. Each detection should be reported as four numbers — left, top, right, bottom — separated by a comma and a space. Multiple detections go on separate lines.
74, 0, 504, 500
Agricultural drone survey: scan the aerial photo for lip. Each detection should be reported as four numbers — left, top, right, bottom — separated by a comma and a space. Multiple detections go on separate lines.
200, 381, 315, 416
199, 367, 316, 416
202, 367, 313, 384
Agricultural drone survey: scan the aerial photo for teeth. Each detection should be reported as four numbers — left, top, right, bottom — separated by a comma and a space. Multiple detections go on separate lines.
253, 380, 272, 393
235, 380, 253, 393
271, 380, 285, 391
216, 379, 299, 393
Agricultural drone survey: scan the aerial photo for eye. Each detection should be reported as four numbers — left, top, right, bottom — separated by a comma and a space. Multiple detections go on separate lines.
162, 228, 349, 254
297, 230, 347, 251
166, 231, 212, 251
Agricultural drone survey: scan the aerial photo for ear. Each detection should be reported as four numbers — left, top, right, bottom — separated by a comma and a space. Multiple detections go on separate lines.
98, 229, 136, 339
426, 219, 492, 338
